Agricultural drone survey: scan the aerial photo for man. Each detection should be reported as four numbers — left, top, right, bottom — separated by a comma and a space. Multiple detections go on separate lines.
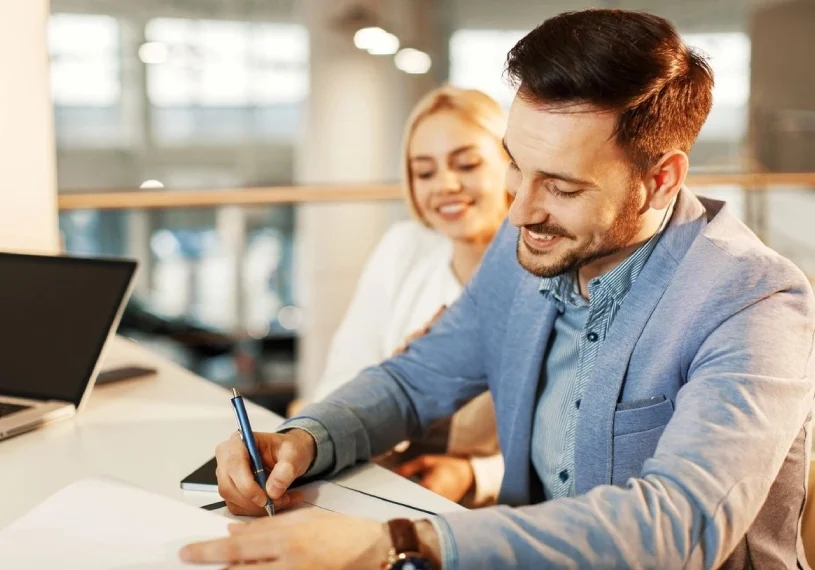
181, 9, 815, 569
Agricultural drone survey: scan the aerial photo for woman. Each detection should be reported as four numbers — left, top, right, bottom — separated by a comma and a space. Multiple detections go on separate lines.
313, 86, 509, 506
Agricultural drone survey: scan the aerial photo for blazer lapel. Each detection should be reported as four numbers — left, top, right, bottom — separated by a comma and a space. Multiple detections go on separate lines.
497, 273, 559, 506
573, 188, 708, 493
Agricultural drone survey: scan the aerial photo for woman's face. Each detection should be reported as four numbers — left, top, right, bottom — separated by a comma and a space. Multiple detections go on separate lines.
408, 110, 509, 242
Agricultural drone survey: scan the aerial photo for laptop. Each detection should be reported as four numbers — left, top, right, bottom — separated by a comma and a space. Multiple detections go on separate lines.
0, 251, 137, 441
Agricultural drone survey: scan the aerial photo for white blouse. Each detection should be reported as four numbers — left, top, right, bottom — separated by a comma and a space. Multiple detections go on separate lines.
315, 220, 460, 399
314, 220, 504, 505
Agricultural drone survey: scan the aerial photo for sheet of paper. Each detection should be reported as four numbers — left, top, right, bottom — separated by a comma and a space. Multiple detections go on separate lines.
201, 480, 433, 522
293, 480, 431, 521
331, 465, 465, 514
0, 477, 229, 570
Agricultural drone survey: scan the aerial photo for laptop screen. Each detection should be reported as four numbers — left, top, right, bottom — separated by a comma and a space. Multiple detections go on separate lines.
0, 252, 136, 407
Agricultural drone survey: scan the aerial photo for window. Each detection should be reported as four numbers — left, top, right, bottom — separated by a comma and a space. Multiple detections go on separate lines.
49, 14, 120, 106
683, 33, 751, 142
145, 19, 309, 106
449, 29, 528, 108
144, 18, 309, 144
49, 13, 124, 147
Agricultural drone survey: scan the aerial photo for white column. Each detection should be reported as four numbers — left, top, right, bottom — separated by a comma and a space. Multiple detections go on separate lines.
120, 16, 153, 296
0, 0, 59, 253
294, 0, 448, 399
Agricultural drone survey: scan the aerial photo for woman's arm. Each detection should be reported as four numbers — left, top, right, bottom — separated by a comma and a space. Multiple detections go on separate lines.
313, 223, 414, 402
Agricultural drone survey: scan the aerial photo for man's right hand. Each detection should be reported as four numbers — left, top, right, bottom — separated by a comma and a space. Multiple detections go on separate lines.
214, 428, 316, 516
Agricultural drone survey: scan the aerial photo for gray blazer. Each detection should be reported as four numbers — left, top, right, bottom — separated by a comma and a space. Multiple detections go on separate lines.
295, 188, 815, 569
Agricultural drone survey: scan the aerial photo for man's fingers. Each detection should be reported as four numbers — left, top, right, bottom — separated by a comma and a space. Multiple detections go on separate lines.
281, 490, 304, 511
266, 440, 308, 498
180, 532, 280, 563
267, 461, 295, 498
216, 431, 312, 506
228, 456, 271, 508
218, 469, 265, 516
269, 491, 303, 514
256, 433, 281, 468
224, 499, 264, 517
226, 495, 304, 536
216, 433, 270, 508
223, 490, 301, 518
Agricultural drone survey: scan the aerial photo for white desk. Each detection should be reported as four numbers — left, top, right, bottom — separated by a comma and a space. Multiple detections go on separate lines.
0, 336, 461, 528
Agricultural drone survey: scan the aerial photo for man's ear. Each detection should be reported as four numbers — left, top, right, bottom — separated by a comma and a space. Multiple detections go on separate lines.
644, 150, 689, 210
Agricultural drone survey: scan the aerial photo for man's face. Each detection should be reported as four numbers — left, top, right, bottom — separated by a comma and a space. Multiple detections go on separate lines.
504, 96, 646, 278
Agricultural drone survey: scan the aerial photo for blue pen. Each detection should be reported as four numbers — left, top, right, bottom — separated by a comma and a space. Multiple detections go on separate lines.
231, 388, 275, 516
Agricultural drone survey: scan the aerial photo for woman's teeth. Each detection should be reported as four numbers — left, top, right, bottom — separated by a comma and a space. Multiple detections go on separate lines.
438, 203, 467, 215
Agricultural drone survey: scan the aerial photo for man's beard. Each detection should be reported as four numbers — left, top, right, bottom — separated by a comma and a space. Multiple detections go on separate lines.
516, 185, 643, 279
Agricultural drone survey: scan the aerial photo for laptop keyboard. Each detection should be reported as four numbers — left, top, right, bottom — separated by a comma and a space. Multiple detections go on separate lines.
0, 402, 30, 418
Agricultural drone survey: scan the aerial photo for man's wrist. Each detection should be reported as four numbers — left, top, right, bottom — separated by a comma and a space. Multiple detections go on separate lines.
380, 519, 442, 570
415, 519, 443, 569
277, 417, 336, 477
288, 428, 317, 470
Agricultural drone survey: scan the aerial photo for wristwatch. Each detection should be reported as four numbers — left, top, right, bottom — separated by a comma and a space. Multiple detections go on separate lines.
384, 519, 435, 570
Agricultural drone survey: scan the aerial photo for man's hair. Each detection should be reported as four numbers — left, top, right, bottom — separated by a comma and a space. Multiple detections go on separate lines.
505, 9, 714, 172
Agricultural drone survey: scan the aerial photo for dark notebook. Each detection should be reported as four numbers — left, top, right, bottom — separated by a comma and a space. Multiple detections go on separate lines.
96, 365, 157, 386
180, 457, 218, 492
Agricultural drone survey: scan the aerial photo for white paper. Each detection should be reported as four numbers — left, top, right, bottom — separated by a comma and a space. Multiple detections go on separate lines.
0, 477, 229, 570
203, 481, 431, 522
331, 465, 465, 515
294, 481, 432, 521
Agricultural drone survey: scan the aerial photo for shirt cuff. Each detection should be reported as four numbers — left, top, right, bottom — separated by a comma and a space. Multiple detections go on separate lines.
470, 453, 504, 507
430, 516, 460, 570
276, 417, 335, 478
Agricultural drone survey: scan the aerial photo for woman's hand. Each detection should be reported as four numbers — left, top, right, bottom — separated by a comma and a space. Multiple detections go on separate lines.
395, 454, 475, 503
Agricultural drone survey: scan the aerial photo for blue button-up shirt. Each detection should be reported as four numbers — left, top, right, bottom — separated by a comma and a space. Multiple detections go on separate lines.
531, 221, 666, 499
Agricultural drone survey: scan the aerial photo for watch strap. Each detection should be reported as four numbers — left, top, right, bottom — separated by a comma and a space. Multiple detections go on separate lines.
387, 518, 421, 555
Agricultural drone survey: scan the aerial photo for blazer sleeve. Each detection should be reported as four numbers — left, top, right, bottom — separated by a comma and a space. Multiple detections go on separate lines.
436, 276, 815, 569
283, 223, 518, 476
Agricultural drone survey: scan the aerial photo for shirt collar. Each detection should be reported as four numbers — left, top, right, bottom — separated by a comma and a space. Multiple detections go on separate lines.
539, 271, 586, 309
539, 199, 675, 307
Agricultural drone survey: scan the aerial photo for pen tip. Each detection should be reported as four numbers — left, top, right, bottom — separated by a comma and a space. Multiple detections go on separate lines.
232, 388, 239, 397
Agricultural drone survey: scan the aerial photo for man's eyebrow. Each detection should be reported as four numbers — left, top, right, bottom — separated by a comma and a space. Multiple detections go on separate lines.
502, 138, 597, 187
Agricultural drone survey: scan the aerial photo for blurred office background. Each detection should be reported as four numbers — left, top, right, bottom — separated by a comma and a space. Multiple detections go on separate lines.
26, 0, 815, 413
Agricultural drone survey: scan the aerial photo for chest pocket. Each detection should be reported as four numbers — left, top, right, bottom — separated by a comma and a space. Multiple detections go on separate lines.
611, 396, 674, 486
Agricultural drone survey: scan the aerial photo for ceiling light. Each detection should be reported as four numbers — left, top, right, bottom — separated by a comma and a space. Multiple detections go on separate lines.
394, 48, 432, 74
139, 179, 164, 189
354, 27, 399, 55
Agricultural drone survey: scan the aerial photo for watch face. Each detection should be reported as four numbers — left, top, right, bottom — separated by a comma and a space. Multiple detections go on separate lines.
391, 556, 435, 570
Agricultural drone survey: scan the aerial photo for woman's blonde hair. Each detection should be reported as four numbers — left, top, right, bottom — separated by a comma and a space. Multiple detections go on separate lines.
401, 86, 508, 225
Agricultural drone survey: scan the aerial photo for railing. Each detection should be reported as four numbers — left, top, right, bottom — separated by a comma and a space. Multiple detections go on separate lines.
57, 173, 815, 402
56, 173, 815, 211
58, 184, 402, 211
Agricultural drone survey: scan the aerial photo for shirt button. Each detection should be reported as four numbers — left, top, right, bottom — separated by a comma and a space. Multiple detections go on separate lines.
575, 399, 581, 409
559, 469, 569, 482
587, 331, 599, 342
